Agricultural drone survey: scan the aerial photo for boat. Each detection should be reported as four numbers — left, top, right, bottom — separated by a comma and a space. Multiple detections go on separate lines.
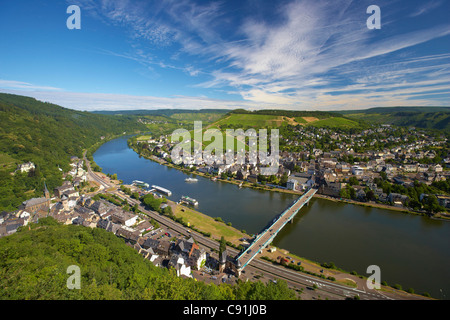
211, 177, 217, 181
151, 185, 172, 196
238, 182, 243, 189
185, 177, 198, 183
181, 195, 198, 206
133, 180, 149, 188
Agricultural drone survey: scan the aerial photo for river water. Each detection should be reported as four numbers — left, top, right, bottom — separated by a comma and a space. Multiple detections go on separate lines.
94, 136, 450, 299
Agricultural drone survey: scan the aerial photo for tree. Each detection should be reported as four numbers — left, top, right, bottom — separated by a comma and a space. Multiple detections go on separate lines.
366, 190, 375, 201
348, 176, 359, 186
219, 236, 227, 256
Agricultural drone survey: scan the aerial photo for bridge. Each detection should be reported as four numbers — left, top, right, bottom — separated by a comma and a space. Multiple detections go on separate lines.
235, 188, 318, 274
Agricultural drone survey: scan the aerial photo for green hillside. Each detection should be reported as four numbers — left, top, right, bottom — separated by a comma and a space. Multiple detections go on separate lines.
306, 117, 361, 129
214, 113, 287, 129
211, 110, 363, 130
110, 110, 229, 137
0, 93, 147, 211
343, 107, 450, 132
0, 217, 297, 300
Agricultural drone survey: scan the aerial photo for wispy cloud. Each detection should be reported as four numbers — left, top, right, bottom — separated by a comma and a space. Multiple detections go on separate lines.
0, 89, 259, 111
58, 0, 450, 109
409, 0, 444, 17
0, 80, 63, 92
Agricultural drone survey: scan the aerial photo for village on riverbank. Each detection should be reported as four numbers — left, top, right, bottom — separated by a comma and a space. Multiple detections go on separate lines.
129, 123, 450, 220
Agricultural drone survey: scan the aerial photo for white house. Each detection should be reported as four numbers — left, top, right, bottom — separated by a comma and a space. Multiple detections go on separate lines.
110, 210, 138, 227
169, 254, 192, 278
17, 162, 35, 173
351, 166, 364, 176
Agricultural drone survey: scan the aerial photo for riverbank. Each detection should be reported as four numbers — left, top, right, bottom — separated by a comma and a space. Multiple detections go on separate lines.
93, 136, 444, 299
165, 199, 430, 299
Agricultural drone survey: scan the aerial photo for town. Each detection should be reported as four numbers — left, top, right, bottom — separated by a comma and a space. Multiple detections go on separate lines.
131, 123, 450, 218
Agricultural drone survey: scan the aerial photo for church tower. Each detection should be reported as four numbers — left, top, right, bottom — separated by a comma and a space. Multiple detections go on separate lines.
44, 181, 50, 199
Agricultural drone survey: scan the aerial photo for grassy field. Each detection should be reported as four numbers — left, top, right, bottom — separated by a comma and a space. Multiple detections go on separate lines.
306, 117, 361, 129
136, 135, 153, 141
212, 113, 362, 130
0, 153, 17, 170
294, 117, 308, 124
140, 112, 227, 137
172, 203, 247, 245
214, 114, 286, 129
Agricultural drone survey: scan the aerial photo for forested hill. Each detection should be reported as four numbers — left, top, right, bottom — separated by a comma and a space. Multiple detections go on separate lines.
0, 93, 147, 211
0, 217, 297, 300
228, 108, 340, 119
341, 107, 450, 132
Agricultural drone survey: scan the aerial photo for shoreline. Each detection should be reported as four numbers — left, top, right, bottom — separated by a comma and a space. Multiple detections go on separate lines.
129, 141, 442, 220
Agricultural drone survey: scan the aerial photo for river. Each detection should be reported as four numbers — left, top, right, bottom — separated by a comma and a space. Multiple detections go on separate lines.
94, 136, 450, 299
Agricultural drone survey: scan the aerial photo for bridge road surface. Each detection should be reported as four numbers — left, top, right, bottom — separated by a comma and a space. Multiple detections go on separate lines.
237, 188, 318, 270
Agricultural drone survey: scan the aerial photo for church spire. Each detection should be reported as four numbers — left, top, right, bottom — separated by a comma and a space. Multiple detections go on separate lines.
44, 180, 50, 199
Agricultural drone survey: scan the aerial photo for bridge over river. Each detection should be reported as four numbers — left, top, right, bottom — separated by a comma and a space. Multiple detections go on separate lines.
234, 188, 318, 274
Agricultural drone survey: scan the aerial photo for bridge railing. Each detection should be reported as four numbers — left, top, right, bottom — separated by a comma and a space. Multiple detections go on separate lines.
236, 188, 317, 264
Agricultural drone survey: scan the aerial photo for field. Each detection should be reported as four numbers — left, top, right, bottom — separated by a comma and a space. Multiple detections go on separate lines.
306, 117, 361, 129
213, 114, 286, 129
173, 203, 247, 245
211, 113, 362, 131
0, 153, 16, 170
139, 112, 228, 137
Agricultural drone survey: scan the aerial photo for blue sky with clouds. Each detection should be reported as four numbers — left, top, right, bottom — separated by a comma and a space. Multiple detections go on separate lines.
0, 0, 449, 111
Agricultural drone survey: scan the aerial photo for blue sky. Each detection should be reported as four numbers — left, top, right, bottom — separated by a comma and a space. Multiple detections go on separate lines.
0, 0, 449, 111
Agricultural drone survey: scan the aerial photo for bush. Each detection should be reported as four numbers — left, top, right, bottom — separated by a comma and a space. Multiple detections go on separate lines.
392, 284, 403, 291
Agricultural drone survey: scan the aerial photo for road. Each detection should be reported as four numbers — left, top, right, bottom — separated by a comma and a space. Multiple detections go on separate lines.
83, 153, 426, 300
83, 151, 110, 190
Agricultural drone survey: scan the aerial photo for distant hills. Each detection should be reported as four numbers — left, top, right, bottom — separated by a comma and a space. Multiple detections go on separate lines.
216, 107, 450, 132
97, 106, 450, 133
92, 109, 231, 117
340, 107, 450, 132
